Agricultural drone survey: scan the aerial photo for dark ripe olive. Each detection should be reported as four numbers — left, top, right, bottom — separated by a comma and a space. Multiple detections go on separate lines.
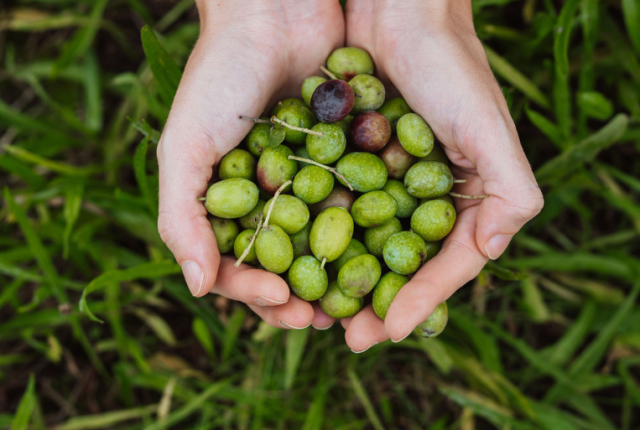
310, 80, 355, 123
309, 185, 356, 217
349, 111, 391, 153
378, 136, 416, 180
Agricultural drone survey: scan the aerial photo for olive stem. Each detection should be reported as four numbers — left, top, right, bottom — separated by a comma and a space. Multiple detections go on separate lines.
197, 197, 207, 202
270, 116, 324, 137
239, 116, 271, 124
320, 257, 327, 270
453, 179, 467, 184
449, 192, 489, 199
235, 214, 263, 267
263, 180, 293, 229
320, 66, 338, 80
287, 155, 354, 192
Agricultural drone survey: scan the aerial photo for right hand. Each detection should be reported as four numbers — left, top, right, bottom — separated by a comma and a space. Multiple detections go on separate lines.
157, 0, 344, 330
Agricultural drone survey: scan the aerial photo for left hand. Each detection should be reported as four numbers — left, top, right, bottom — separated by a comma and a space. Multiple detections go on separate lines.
329, 0, 544, 352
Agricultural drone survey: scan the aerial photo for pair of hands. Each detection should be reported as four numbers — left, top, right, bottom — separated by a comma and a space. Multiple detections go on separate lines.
157, 0, 544, 352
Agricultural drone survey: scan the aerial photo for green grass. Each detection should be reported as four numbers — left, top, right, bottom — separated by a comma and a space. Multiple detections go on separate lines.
1, 0, 640, 428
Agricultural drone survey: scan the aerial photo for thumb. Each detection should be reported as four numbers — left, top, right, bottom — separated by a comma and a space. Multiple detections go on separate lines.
157, 126, 221, 297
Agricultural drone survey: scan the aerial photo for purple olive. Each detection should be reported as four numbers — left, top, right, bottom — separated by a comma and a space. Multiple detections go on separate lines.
349, 111, 391, 152
310, 80, 355, 123
377, 136, 416, 180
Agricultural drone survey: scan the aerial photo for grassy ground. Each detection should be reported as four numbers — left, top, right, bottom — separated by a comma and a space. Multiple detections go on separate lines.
1, 0, 640, 429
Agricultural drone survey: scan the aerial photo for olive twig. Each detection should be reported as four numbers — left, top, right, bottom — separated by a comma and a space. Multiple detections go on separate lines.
239, 116, 271, 124
197, 197, 207, 202
270, 116, 324, 137
449, 192, 489, 199
263, 180, 293, 228
320, 66, 337, 80
320, 257, 327, 270
287, 156, 354, 191
453, 179, 467, 184
235, 214, 263, 267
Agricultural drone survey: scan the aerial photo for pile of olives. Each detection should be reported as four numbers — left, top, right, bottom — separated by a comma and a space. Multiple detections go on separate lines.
203, 47, 463, 338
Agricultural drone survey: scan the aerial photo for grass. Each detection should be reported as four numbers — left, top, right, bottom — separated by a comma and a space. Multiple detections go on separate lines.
1, 0, 640, 428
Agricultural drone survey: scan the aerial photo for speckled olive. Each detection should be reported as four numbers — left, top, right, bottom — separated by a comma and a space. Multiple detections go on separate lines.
349, 74, 385, 114
210, 217, 239, 254
219, 148, 256, 181
205, 178, 259, 219
377, 136, 416, 180
377, 98, 412, 133
239, 199, 265, 229
290, 222, 312, 259
351, 190, 397, 228
306, 123, 346, 164
257, 145, 298, 195
245, 120, 270, 157
419, 194, 455, 207
382, 180, 418, 218
349, 111, 391, 152
326, 47, 374, 81
425, 241, 442, 261
332, 238, 368, 273
364, 217, 402, 257
271, 98, 307, 117
414, 302, 448, 338
264, 195, 310, 235
310, 207, 354, 263
337, 254, 381, 298
397, 113, 434, 157
383, 231, 427, 275
255, 224, 294, 274
293, 165, 334, 204
411, 199, 456, 242
319, 281, 364, 318
404, 161, 453, 199
275, 104, 317, 144
288, 256, 328, 301
372, 272, 409, 319
234, 229, 258, 264
336, 152, 388, 192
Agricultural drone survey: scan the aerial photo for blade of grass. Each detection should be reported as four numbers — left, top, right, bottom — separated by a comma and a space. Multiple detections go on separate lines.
84, 50, 102, 132
621, 0, 640, 55
222, 308, 245, 363
141, 25, 182, 107
133, 135, 157, 218
284, 327, 310, 390
63, 180, 83, 259
56, 405, 158, 430
483, 45, 550, 109
80, 260, 181, 323
11, 374, 35, 430
347, 368, 385, 430
524, 104, 564, 148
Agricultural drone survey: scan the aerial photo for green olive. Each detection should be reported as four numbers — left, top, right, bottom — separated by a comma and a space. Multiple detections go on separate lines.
310, 207, 354, 263
332, 238, 368, 273
319, 281, 364, 318
410, 199, 456, 242
306, 123, 346, 164
275, 105, 317, 145
397, 113, 434, 157
337, 254, 381, 298
372, 272, 409, 319
218, 149, 256, 181
349, 74, 385, 114
351, 190, 397, 228
336, 152, 388, 192
293, 165, 334, 204
288, 256, 328, 301
382, 180, 418, 218
302, 77, 327, 106
264, 195, 310, 235
205, 178, 259, 219
377, 98, 412, 133
234, 229, 258, 264
383, 231, 427, 275
417, 142, 448, 164
326, 47, 374, 80
239, 199, 266, 229
257, 145, 298, 195
290, 222, 312, 259
414, 302, 448, 338
255, 224, 294, 274
245, 120, 271, 157
364, 217, 402, 257
210, 217, 239, 254
271, 98, 307, 117
404, 161, 453, 199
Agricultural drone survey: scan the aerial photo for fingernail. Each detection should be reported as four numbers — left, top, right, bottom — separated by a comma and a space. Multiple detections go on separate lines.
351, 342, 379, 354
312, 323, 334, 331
279, 320, 311, 330
181, 260, 203, 296
391, 331, 412, 343
255, 296, 288, 306
485, 234, 513, 260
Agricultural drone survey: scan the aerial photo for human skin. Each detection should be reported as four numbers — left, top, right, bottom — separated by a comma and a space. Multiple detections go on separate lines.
337, 0, 544, 353
157, 0, 543, 344
156, 0, 344, 330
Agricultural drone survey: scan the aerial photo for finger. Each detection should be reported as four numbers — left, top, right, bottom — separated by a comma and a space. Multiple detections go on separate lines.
311, 302, 336, 330
157, 38, 275, 298
345, 305, 388, 353
341, 317, 353, 330
249, 295, 314, 330
385, 206, 487, 342
212, 256, 290, 306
